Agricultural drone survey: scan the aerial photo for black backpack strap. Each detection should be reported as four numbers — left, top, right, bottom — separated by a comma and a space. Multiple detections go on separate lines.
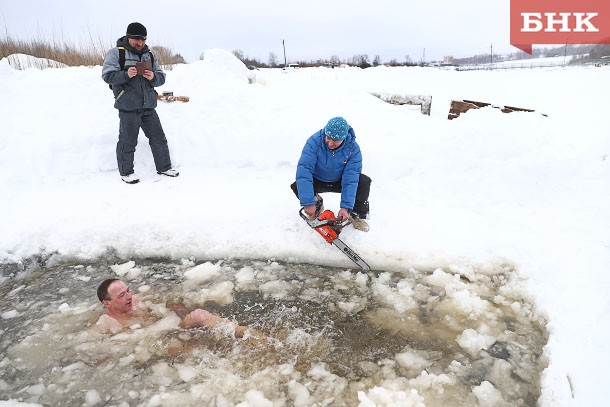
108, 46, 126, 90
117, 46, 126, 70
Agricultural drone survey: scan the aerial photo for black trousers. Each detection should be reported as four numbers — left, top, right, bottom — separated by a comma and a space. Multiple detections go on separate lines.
290, 173, 371, 218
117, 109, 172, 176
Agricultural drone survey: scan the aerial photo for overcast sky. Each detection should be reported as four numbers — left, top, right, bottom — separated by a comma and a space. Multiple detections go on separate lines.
0, 0, 513, 63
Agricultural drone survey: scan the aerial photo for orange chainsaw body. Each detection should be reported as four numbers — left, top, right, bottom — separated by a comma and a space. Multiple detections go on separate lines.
314, 210, 340, 243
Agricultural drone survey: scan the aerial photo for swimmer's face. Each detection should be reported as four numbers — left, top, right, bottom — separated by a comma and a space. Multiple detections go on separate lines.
103, 280, 133, 314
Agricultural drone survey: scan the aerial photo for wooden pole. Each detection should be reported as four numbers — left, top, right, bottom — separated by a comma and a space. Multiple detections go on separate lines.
283, 40, 287, 68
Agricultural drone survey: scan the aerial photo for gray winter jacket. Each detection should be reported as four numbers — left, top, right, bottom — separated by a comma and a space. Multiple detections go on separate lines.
101, 37, 165, 111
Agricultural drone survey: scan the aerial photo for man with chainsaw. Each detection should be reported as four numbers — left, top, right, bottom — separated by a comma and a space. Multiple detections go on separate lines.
291, 117, 371, 232
102, 22, 179, 184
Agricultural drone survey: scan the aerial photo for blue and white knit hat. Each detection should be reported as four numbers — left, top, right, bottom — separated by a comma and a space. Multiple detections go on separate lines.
324, 117, 349, 141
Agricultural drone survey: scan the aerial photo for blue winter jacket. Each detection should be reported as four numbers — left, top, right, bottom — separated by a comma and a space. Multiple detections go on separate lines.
296, 127, 362, 210
101, 37, 165, 111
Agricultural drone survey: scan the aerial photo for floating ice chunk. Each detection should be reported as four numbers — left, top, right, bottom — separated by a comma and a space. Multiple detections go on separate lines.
236, 389, 274, 407
175, 364, 198, 382
278, 363, 294, 376
76, 275, 91, 282
26, 383, 45, 396
148, 302, 169, 317
354, 272, 369, 287
425, 268, 461, 287
337, 300, 359, 313
58, 303, 71, 313
147, 394, 162, 406
372, 278, 417, 313
84, 389, 102, 406
8, 285, 26, 296
195, 281, 235, 305
118, 354, 135, 367
180, 257, 195, 267
110, 260, 135, 277
259, 280, 296, 300
0, 400, 43, 407
1, 309, 19, 319
511, 301, 522, 312
235, 266, 255, 283
288, 379, 312, 407
116, 314, 182, 339
456, 328, 496, 356
151, 362, 175, 384
472, 380, 506, 406
395, 350, 433, 374
448, 263, 476, 281
357, 386, 425, 407
184, 261, 222, 282
61, 361, 85, 372
138, 284, 151, 293
487, 358, 514, 386
307, 362, 333, 380
449, 289, 491, 318
408, 371, 454, 393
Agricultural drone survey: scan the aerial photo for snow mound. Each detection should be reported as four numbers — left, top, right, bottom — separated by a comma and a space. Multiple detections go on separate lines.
1, 53, 67, 70
199, 48, 253, 84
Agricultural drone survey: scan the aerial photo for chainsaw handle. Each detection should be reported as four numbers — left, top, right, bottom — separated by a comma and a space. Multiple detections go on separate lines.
299, 208, 351, 230
299, 207, 312, 221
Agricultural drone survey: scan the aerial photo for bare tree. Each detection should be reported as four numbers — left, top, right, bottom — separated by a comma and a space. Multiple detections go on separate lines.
150, 45, 185, 67
350, 54, 370, 68
268, 52, 278, 67
232, 49, 245, 61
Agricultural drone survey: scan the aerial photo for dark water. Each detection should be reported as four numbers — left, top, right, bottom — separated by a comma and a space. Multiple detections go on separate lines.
0, 257, 548, 406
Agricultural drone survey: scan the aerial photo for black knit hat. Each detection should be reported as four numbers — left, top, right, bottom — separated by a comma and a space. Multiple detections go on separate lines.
126, 22, 147, 39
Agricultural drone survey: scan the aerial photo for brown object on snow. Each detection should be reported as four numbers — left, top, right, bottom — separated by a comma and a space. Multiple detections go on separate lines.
448, 99, 546, 120
157, 94, 190, 102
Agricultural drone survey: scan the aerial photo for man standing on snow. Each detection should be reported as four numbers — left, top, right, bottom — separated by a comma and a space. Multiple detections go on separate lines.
291, 117, 371, 231
102, 22, 179, 184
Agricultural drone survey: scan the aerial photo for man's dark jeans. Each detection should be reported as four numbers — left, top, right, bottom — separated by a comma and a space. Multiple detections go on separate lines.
290, 174, 371, 218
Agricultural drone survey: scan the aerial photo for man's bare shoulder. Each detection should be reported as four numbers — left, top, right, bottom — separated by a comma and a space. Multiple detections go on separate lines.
92, 314, 123, 334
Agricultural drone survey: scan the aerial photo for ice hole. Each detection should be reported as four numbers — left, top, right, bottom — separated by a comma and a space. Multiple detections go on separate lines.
0, 257, 547, 406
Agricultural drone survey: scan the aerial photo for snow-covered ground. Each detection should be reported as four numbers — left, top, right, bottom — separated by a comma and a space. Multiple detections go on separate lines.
457, 55, 574, 70
0, 50, 609, 406
494, 55, 572, 67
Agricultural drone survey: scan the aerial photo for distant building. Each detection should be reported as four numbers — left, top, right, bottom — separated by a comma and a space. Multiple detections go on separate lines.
442, 56, 455, 66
